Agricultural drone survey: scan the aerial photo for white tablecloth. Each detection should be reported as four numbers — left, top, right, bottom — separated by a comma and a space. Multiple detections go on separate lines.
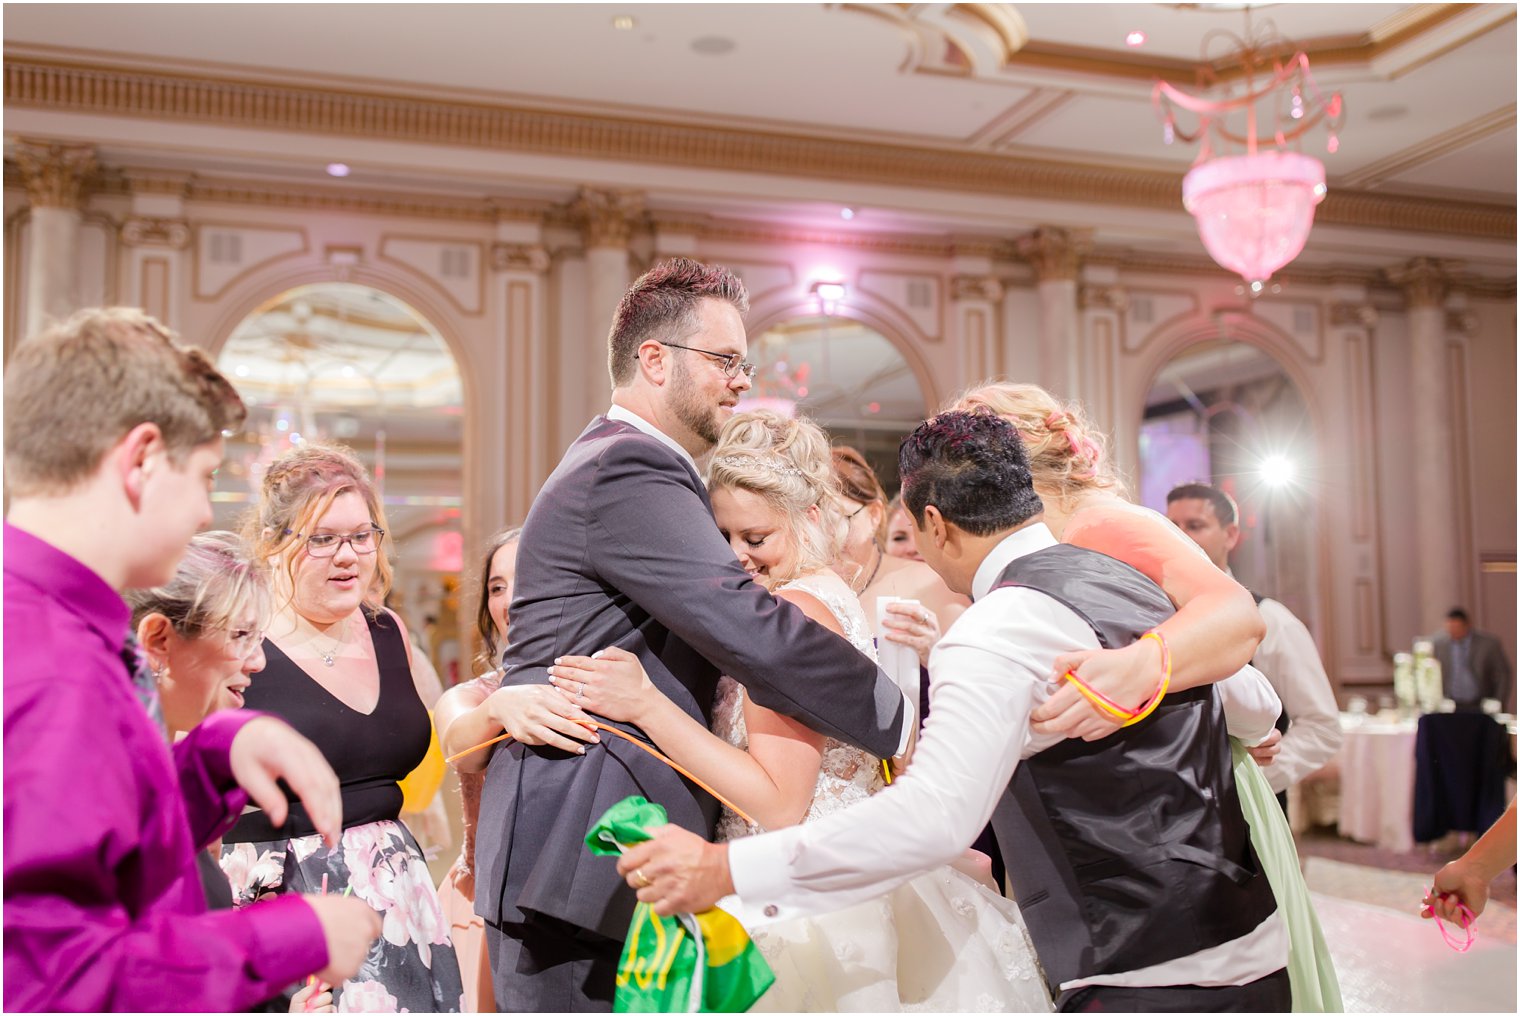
1336, 715, 1418, 853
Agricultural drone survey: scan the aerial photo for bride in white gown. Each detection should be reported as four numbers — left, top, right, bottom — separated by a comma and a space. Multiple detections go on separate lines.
549, 410, 1052, 1013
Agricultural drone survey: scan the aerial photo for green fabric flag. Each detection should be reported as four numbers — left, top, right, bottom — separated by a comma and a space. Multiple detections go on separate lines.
586, 797, 775, 1013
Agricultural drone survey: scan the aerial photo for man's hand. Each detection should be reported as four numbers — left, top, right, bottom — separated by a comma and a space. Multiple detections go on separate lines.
305, 895, 382, 984
615, 825, 734, 916
229, 717, 343, 847
1247, 727, 1283, 767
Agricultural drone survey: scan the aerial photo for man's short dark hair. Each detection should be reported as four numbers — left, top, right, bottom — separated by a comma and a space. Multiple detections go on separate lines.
1166, 481, 1239, 527
607, 258, 749, 387
898, 411, 1043, 536
1447, 607, 1471, 624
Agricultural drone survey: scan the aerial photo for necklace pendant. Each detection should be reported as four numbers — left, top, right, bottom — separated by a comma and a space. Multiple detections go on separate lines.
320, 651, 336, 667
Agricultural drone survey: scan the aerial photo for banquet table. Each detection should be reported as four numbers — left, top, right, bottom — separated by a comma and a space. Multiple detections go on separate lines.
1336, 714, 1418, 853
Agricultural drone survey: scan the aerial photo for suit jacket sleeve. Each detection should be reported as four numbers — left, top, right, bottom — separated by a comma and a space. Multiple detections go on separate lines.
587, 436, 906, 758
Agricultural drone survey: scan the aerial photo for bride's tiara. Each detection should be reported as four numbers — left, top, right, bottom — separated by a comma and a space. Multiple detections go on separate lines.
711, 453, 804, 477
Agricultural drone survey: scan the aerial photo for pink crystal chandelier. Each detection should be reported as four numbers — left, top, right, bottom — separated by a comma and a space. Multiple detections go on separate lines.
1154, 17, 1344, 294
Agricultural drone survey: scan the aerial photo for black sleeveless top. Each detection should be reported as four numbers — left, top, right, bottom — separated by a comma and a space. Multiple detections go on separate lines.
226, 608, 430, 842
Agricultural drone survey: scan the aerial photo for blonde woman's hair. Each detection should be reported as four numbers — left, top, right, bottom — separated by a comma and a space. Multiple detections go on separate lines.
242, 442, 394, 605
947, 381, 1124, 504
704, 410, 843, 585
126, 531, 272, 640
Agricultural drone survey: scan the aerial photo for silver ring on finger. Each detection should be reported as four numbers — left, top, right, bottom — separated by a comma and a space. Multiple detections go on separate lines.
576, 682, 585, 699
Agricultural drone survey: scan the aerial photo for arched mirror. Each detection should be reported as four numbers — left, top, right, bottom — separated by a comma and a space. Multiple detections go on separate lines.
213, 282, 469, 681
1139, 338, 1318, 624
741, 315, 928, 491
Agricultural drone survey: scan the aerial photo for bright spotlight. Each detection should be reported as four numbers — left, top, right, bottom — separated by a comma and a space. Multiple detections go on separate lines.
1260, 454, 1296, 486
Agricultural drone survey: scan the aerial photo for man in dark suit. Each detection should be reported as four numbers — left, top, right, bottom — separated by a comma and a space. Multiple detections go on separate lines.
1433, 607, 1514, 711
474, 258, 910, 1011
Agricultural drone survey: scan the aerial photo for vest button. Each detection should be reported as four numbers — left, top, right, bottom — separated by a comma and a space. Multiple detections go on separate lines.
763, 904, 779, 918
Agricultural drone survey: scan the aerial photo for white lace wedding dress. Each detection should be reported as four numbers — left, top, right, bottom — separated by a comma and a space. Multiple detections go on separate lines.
712, 571, 1053, 1013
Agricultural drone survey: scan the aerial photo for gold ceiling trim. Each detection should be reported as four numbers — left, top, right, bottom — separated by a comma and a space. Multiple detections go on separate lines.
4, 58, 1513, 241
1338, 103, 1516, 190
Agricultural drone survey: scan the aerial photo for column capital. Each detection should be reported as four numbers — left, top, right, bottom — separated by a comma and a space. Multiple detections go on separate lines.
1446, 309, 1480, 337
571, 187, 646, 248
1016, 226, 1092, 282
121, 216, 191, 249
1079, 284, 1129, 312
1329, 301, 1379, 330
1387, 257, 1463, 309
950, 274, 1004, 303
491, 242, 551, 274
12, 140, 98, 209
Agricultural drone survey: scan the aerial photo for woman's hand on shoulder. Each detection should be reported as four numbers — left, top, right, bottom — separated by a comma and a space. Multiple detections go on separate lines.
549, 647, 665, 727
1031, 636, 1167, 742
484, 684, 599, 754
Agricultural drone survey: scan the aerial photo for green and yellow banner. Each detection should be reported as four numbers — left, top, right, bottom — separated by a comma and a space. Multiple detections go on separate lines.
586, 797, 775, 1013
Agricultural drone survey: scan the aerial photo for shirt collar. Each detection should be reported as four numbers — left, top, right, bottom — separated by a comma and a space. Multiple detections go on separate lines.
4, 521, 132, 654
606, 404, 698, 472
970, 521, 1059, 601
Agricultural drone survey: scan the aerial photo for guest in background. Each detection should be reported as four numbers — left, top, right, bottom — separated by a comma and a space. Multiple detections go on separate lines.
128, 530, 335, 1014
434, 526, 528, 1013
830, 446, 967, 668
885, 493, 922, 561
1433, 607, 1514, 712
225, 443, 464, 1013
1165, 482, 1342, 800
4, 308, 376, 1012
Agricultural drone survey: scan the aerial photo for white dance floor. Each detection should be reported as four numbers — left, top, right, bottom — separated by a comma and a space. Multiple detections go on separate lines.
1314, 892, 1517, 1013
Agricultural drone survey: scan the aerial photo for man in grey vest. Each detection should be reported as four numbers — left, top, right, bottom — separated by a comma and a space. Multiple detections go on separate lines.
616, 410, 1288, 1012
473, 258, 910, 1011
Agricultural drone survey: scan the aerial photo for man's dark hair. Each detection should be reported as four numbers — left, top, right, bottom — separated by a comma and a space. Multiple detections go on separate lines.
1166, 481, 1239, 527
898, 411, 1043, 536
1447, 607, 1471, 624
607, 258, 749, 386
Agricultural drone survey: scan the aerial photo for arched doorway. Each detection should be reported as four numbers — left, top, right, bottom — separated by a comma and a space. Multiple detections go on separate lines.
213, 282, 470, 681
742, 314, 927, 491
1139, 338, 1318, 624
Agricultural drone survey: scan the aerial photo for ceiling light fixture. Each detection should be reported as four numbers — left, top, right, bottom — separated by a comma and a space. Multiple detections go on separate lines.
325, 162, 351, 178
1126, 30, 1146, 47
1153, 12, 1342, 293
612, 15, 635, 31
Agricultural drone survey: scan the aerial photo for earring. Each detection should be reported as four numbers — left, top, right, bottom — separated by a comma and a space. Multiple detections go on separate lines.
153, 665, 168, 684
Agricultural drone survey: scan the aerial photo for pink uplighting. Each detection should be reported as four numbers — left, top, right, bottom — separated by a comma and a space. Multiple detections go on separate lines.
1182, 151, 1326, 291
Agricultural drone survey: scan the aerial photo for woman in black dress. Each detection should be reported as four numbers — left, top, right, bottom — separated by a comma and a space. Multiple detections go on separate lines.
222, 444, 463, 1013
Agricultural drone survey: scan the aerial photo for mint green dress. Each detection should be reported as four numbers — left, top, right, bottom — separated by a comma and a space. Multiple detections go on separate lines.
1232, 740, 1344, 1012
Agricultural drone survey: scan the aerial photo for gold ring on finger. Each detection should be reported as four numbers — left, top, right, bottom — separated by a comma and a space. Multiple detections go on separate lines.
634, 868, 653, 889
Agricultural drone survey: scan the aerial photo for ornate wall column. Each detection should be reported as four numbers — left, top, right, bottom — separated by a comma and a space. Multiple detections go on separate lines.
572, 188, 644, 425
951, 273, 1005, 385
120, 171, 194, 332
1016, 226, 1091, 403
1389, 258, 1465, 630
13, 140, 96, 339
1078, 273, 1129, 475
491, 235, 553, 526
1327, 288, 1386, 685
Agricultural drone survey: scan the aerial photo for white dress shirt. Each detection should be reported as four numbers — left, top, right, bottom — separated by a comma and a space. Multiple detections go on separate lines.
1253, 596, 1344, 793
729, 522, 1286, 990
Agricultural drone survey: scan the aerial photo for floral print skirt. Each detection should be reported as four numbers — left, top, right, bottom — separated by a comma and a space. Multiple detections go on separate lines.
222, 819, 464, 1013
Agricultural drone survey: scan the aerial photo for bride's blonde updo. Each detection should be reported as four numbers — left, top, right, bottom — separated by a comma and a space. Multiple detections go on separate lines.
947, 381, 1124, 504
705, 409, 844, 582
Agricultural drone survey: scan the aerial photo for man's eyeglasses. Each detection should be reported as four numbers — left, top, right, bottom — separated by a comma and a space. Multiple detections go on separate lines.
285, 527, 386, 558
660, 342, 757, 380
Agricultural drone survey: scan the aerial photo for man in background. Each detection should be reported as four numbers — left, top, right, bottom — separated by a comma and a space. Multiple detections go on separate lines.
1166, 482, 1341, 799
1433, 607, 1513, 712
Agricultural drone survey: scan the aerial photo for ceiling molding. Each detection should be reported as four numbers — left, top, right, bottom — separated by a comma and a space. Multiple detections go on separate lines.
4, 57, 1513, 242
1338, 103, 1516, 190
